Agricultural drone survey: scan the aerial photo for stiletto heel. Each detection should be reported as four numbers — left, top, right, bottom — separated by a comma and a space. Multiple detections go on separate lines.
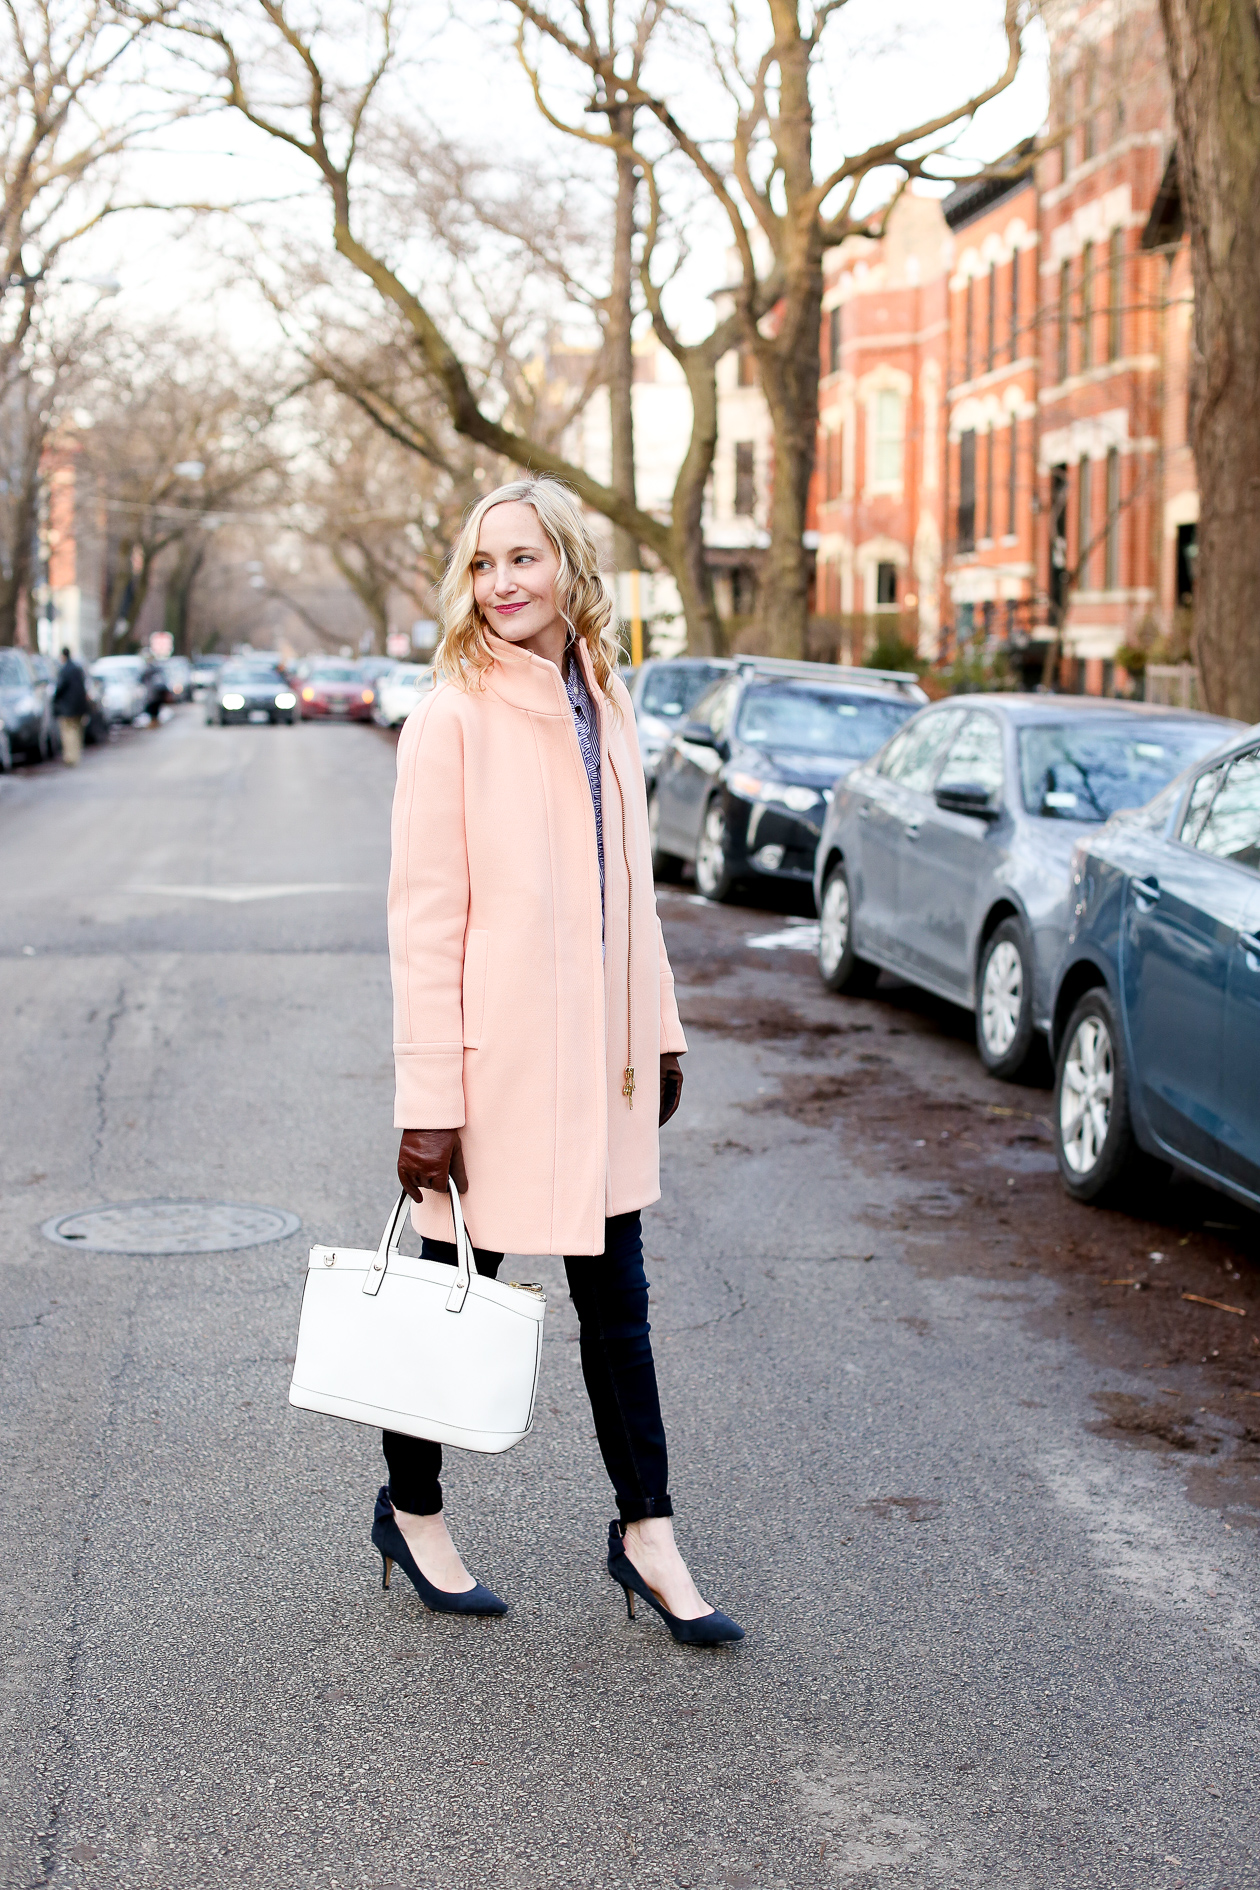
606, 1520, 744, 1647
371, 1486, 508, 1617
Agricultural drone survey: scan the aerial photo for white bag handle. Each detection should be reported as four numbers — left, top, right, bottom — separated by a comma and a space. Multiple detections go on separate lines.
361, 1177, 473, 1309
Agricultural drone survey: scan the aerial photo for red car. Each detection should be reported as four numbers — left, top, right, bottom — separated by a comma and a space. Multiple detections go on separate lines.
299, 665, 377, 722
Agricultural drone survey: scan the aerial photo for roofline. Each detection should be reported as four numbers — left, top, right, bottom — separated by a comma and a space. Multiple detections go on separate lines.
941, 145, 1038, 232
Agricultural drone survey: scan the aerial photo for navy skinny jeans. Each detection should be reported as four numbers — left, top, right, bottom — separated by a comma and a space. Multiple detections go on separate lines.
382, 1208, 673, 1525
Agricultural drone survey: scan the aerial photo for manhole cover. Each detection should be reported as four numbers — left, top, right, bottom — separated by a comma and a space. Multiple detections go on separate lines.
41, 1200, 301, 1255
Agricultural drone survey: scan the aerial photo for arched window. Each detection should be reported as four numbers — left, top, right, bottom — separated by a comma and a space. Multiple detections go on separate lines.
872, 390, 904, 484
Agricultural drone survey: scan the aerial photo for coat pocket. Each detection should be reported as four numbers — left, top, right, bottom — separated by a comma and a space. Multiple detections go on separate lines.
462, 929, 489, 1048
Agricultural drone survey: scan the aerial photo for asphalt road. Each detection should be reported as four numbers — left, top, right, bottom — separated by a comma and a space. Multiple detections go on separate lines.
1, 708, 1256, 1890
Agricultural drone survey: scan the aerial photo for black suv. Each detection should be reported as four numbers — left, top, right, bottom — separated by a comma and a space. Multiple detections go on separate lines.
648, 657, 927, 902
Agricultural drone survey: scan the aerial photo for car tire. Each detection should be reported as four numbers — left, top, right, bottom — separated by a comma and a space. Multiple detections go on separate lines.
648, 791, 683, 883
976, 917, 1037, 1080
817, 862, 880, 995
0, 731, 11, 773
1053, 986, 1139, 1203
694, 796, 739, 902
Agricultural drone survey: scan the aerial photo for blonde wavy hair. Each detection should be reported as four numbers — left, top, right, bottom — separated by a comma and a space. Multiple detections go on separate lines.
435, 477, 622, 702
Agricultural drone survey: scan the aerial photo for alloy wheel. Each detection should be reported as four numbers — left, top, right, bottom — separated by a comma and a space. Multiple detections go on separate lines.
695, 802, 727, 897
1059, 1016, 1114, 1175
819, 873, 850, 979
980, 939, 1023, 1057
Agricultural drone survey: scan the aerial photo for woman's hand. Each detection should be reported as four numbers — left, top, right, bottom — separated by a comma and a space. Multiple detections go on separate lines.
659, 1052, 684, 1128
397, 1129, 468, 1203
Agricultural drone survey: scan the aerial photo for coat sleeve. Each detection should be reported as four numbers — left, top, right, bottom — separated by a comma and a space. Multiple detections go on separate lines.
388, 692, 469, 1129
657, 915, 687, 1055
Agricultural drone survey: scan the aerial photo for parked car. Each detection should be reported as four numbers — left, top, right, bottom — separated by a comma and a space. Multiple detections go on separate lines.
207, 662, 299, 725
0, 647, 57, 759
190, 653, 227, 695
650, 658, 927, 900
91, 655, 148, 725
625, 657, 733, 786
27, 652, 61, 757
1050, 724, 1260, 1210
814, 694, 1240, 1080
358, 655, 399, 685
298, 664, 376, 722
373, 663, 434, 728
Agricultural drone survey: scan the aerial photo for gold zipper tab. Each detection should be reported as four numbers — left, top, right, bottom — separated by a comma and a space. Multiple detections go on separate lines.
508, 1281, 546, 1298
622, 1065, 635, 1107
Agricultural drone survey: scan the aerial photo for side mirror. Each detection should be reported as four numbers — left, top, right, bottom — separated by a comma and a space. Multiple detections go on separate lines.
678, 720, 717, 748
935, 780, 1000, 820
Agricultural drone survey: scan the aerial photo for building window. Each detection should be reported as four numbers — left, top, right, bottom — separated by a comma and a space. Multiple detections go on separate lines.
1080, 240, 1094, 370
1007, 414, 1019, 536
1107, 228, 1123, 362
983, 428, 994, 542
1057, 259, 1072, 382
1009, 246, 1020, 361
872, 389, 904, 484
1105, 447, 1120, 589
1078, 457, 1093, 586
828, 305, 842, 377
965, 276, 974, 381
876, 562, 898, 607
737, 345, 758, 387
1176, 522, 1198, 604
734, 442, 756, 515
1082, 56, 1097, 162
958, 430, 977, 552
986, 262, 997, 373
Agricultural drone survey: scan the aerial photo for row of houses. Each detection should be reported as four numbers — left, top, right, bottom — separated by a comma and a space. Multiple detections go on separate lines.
580, 0, 1196, 695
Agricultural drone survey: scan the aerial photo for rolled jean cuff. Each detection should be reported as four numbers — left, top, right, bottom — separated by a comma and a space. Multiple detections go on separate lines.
618, 1492, 674, 1525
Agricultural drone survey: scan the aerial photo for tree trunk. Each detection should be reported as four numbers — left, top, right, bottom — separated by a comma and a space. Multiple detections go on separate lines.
1159, 0, 1260, 720
608, 110, 639, 581
750, 254, 823, 659
668, 350, 724, 655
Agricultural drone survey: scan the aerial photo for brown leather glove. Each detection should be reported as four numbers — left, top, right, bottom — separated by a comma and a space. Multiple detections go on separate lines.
659, 1051, 684, 1127
397, 1128, 468, 1203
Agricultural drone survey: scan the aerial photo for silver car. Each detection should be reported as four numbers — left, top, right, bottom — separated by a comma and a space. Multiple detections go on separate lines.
812, 694, 1240, 1080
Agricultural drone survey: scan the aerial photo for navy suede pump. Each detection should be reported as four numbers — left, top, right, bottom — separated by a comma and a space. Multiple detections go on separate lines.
371, 1486, 508, 1616
606, 1520, 744, 1646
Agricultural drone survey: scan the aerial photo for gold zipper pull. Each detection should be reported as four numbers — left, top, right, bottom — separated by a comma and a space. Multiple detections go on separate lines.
622, 1066, 635, 1107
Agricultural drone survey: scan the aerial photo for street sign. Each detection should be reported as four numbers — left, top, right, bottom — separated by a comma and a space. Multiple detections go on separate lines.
148, 632, 174, 659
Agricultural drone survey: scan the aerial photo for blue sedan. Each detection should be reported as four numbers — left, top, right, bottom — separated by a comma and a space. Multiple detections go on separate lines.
1050, 724, 1260, 1207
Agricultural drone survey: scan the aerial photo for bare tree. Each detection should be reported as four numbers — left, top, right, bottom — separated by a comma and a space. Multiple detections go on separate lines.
171, 0, 757, 652
593, 0, 1028, 656
78, 328, 281, 650
1157, 0, 1260, 720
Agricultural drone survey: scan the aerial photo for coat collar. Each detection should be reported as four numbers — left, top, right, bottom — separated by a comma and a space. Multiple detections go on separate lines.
482, 630, 603, 719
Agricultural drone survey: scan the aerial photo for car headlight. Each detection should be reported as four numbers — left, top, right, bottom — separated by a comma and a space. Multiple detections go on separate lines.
14, 691, 37, 714
728, 772, 819, 815
275, 692, 296, 709
301, 686, 315, 702
221, 693, 245, 710
361, 688, 375, 704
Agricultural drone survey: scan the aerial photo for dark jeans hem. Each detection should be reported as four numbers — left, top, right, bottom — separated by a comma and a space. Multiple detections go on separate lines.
618, 1493, 674, 1525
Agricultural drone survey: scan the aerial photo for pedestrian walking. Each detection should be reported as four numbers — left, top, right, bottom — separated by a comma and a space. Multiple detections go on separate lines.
376, 477, 743, 1645
52, 647, 89, 766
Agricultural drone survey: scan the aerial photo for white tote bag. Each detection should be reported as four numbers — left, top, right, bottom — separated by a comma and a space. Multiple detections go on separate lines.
289, 1181, 545, 1452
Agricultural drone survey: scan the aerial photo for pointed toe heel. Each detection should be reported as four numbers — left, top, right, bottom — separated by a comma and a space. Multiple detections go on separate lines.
371, 1486, 508, 1617
605, 1520, 743, 1648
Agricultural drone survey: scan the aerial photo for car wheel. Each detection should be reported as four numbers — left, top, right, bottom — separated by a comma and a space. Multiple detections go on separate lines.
694, 797, 738, 902
0, 731, 11, 773
817, 862, 880, 995
976, 917, 1036, 1080
648, 791, 683, 883
1054, 986, 1139, 1203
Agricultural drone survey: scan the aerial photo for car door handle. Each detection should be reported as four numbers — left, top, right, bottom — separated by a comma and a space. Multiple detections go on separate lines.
903, 820, 920, 841
1132, 875, 1161, 908
1238, 931, 1260, 963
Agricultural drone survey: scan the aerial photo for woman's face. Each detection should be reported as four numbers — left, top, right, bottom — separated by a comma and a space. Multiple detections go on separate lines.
471, 502, 562, 645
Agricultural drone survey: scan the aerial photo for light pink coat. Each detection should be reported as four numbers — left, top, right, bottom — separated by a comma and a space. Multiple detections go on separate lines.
388, 633, 687, 1256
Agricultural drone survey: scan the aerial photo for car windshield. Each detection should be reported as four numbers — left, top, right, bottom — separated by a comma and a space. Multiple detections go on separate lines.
640, 664, 727, 719
222, 666, 284, 685
736, 684, 917, 758
0, 650, 28, 685
313, 666, 360, 683
1018, 719, 1228, 822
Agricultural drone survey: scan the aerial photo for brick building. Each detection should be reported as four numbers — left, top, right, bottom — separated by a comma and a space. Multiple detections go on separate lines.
811, 191, 951, 660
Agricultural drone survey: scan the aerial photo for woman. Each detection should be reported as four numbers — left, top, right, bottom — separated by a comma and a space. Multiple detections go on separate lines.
373, 477, 742, 1647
